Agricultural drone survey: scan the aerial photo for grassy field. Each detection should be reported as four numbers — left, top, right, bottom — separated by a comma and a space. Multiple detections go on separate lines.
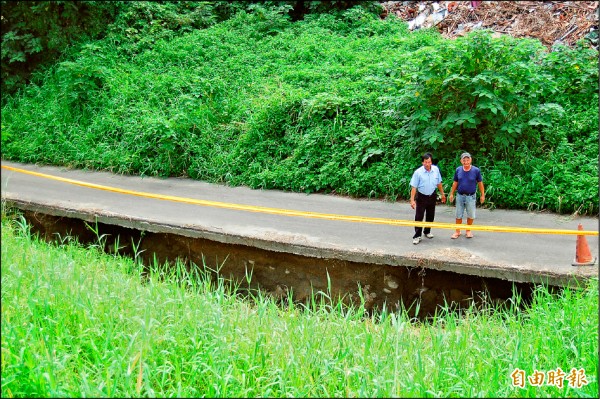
1, 214, 597, 398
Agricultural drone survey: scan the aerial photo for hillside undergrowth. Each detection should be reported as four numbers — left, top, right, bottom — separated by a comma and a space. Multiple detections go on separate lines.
1, 7, 598, 214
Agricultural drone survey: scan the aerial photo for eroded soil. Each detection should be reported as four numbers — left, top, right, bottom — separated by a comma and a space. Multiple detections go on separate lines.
22, 211, 539, 318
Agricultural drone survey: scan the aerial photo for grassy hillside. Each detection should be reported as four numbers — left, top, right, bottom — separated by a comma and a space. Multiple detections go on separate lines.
1, 8, 598, 214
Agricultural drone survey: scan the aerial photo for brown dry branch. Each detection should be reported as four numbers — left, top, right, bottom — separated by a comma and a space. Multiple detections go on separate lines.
380, 1, 599, 48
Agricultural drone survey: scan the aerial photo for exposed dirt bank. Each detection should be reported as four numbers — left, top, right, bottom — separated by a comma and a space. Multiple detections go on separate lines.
22, 210, 539, 318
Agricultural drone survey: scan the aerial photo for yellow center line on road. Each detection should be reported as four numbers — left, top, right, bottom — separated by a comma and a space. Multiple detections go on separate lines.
2, 165, 598, 236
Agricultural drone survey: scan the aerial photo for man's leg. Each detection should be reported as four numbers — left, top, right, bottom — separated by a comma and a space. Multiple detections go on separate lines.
466, 218, 474, 237
465, 195, 476, 238
424, 196, 436, 235
413, 196, 425, 239
455, 218, 463, 235
453, 195, 465, 238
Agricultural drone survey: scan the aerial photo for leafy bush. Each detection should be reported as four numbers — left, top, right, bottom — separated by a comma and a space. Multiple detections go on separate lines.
382, 31, 558, 158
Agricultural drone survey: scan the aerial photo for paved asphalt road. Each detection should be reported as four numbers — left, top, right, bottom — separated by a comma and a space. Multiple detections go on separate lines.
1, 160, 598, 286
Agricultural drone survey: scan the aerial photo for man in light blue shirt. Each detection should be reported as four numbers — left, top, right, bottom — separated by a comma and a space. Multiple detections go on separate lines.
409, 153, 446, 244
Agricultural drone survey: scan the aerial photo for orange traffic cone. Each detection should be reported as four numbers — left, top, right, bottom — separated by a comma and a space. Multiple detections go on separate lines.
572, 223, 597, 266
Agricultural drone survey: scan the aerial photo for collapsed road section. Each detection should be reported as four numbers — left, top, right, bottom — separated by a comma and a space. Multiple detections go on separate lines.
2, 161, 598, 316
8, 206, 539, 317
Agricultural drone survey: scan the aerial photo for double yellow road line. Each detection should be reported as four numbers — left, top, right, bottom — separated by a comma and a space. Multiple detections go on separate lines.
2, 165, 597, 236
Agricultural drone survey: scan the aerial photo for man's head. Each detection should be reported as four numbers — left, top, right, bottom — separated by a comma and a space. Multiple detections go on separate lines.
460, 152, 472, 168
422, 152, 433, 170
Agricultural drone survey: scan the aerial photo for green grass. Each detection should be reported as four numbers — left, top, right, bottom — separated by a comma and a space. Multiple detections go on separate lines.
1, 215, 597, 397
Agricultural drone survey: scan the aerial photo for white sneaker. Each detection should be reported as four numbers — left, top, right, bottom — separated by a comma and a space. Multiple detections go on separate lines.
425, 233, 434, 239
413, 237, 421, 245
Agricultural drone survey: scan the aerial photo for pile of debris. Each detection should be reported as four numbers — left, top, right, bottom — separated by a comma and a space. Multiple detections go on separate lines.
380, 1, 599, 50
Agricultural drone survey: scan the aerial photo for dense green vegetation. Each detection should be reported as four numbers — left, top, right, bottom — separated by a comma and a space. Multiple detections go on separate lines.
2, 216, 597, 397
1, 1, 379, 97
1, 4, 598, 215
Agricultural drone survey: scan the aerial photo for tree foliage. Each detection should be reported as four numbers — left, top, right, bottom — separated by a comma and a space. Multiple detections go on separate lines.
1, 0, 381, 100
1, 1, 120, 97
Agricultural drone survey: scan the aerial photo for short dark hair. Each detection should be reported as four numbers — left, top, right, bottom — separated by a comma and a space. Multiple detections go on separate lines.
422, 152, 433, 162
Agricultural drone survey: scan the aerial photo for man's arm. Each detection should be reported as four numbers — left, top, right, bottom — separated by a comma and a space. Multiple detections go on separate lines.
478, 181, 485, 203
410, 186, 417, 209
448, 181, 458, 202
437, 183, 446, 203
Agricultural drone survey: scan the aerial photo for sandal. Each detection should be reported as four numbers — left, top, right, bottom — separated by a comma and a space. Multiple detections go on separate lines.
451, 232, 461, 239
466, 232, 474, 238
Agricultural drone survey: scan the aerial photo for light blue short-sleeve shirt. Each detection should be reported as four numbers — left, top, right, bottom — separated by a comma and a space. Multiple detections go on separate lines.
410, 165, 442, 196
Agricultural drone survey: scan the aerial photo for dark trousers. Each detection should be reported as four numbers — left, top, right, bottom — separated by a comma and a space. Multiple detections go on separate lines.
413, 192, 437, 238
